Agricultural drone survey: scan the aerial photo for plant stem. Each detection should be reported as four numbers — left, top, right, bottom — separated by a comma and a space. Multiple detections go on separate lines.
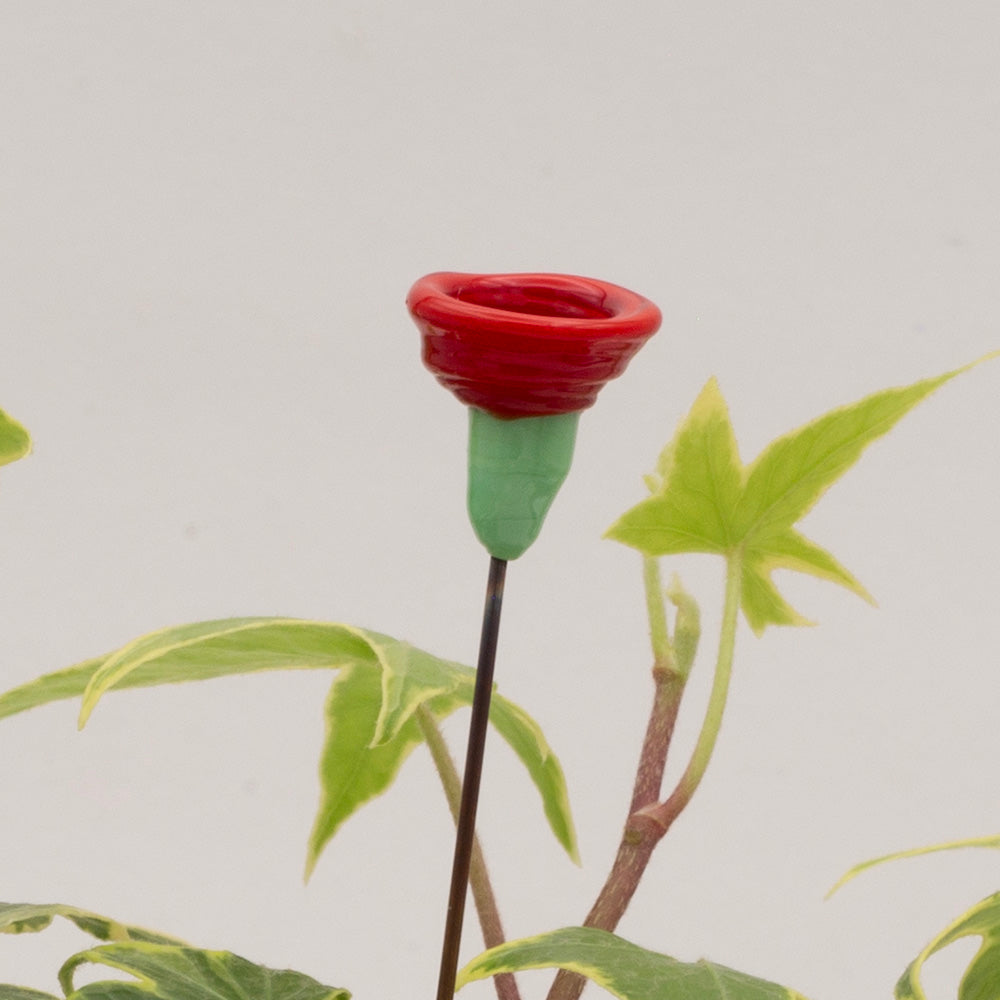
642, 556, 671, 669
418, 704, 521, 1000
434, 556, 508, 1000
648, 550, 742, 827
579, 665, 686, 931
547, 552, 742, 1000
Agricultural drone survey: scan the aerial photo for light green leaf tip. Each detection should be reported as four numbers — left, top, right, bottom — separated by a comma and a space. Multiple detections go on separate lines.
828, 833, 1000, 898
894, 891, 1000, 1000
666, 573, 700, 677
0, 408, 31, 469
458, 926, 810, 1000
608, 352, 998, 633
488, 690, 581, 865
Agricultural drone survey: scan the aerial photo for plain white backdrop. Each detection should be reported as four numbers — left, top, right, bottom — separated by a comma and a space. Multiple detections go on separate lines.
1, 3, 998, 998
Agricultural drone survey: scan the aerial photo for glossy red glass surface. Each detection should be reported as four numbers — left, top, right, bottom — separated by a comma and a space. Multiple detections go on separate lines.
407, 272, 661, 418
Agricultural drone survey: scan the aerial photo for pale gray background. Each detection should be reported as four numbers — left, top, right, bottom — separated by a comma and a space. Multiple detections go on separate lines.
1, 3, 998, 998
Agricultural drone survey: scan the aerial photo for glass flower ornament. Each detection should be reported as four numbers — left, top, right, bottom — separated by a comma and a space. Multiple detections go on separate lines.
408, 271, 661, 560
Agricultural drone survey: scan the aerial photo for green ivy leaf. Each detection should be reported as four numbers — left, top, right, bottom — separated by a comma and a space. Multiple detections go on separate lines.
828, 833, 1000, 897
0, 901, 180, 945
895, 892, 1000, 1000
607, 356, 995, 633
0, 408, 30, 468
0, 619, 577, 870
458, 927, 810, 1000
58, 942, 348, 1000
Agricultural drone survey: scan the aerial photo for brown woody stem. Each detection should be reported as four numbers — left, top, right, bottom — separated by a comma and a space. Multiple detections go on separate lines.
545, 662, 686, 1000
547, 554, 743, 1000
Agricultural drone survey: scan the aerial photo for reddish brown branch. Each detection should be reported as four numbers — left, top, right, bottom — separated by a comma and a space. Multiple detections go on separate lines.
546, 667, 686, 1000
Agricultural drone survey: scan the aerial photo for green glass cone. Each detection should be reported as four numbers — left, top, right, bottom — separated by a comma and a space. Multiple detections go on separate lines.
467, 408, 580, 560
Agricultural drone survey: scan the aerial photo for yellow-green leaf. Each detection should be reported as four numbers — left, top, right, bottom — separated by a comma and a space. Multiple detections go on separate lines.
732, 363, 983, 540
307, 645, 578, 874
305, 665, 466, 878
894, 892, 1000, 1000
0, 619, 577, 869
487, 691, 580, 865
608, 355, 996, 633
364, 632, 473, 746
0, 986, 59, 1000
78, 618, 377, 727
0, 901, 181, 945
610, 379, 742, 557
58, 942, 349, 1000
458, 927, 810, 1000
739, 528, 875, 634
0, 660, 104, 722
828, 835, 1000, 996
828, 833, 1000, 897
0, 408, 30, 468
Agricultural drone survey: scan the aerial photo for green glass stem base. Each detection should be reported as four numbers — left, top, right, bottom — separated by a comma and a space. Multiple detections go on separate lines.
467, 408, 580, 560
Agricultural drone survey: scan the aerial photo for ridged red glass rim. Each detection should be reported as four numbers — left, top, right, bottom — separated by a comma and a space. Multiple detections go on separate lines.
407, 272, 660, 339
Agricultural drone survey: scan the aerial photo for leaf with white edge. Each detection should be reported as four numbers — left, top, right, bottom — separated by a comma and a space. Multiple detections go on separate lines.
364, 632, 473, 746
0, 408, 30, 468
0, 902, 180, 945
608, 355, 996, 633
0, 986, 59, 1000
828, 834, 1000, 897
341, 629, 577, 860
78, 618, 377, 726
307, 657, 578, 876
305, 664, 466, 878
58, 942, 349, 1000
0, 619, 577, 868
487, 692, 580, 864
458, 927, 810, 1000
895, 892, 1000, 1000
0, 620, 377, 725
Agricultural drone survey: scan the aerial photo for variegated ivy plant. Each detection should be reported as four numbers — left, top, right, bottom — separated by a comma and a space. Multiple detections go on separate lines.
0, 356, 996, 1000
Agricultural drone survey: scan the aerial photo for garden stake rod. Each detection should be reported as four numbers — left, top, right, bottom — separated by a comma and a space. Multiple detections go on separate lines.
435, 555, 507, 1000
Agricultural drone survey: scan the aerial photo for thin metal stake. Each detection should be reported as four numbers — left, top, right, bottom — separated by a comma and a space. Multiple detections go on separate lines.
435, 555, 508, 1000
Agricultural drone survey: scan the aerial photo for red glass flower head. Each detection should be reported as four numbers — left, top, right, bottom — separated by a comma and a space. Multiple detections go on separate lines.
407, 272, 661, 419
